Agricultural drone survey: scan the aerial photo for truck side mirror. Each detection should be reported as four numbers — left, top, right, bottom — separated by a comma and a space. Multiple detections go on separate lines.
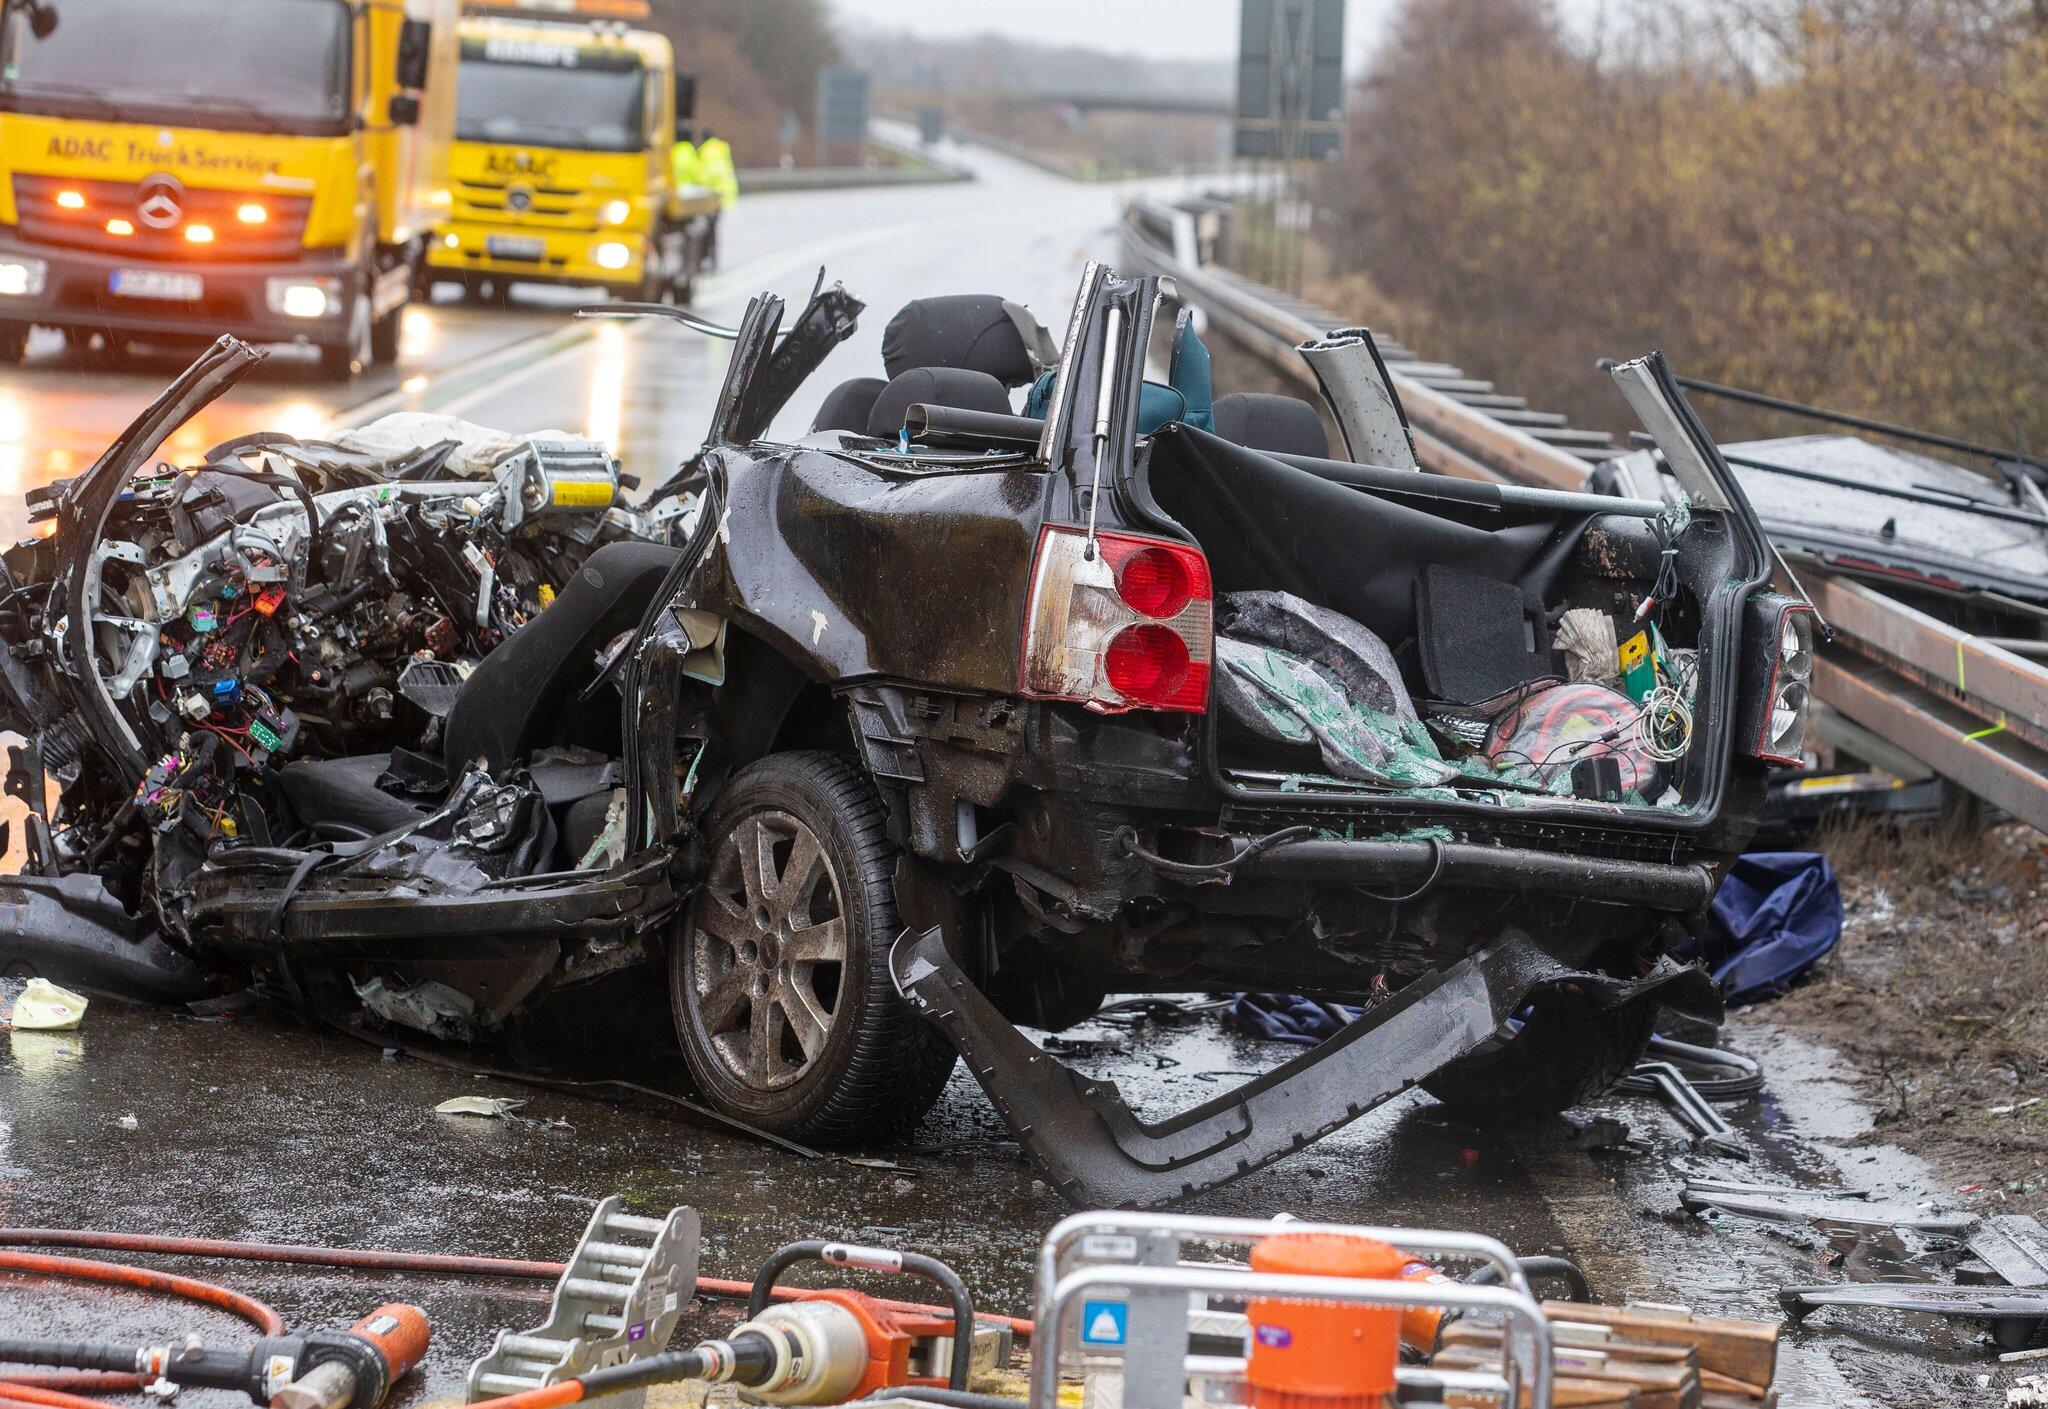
674, 73, 697, 124
4, 0, 57, 38
388, 93, 422, 127
395, 17, 433, 90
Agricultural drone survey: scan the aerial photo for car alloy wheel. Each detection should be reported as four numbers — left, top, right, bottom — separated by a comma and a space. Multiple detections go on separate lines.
685, 808, 849, 1092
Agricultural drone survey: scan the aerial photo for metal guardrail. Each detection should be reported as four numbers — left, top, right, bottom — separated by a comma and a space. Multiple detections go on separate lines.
1123, 197, 2048, 832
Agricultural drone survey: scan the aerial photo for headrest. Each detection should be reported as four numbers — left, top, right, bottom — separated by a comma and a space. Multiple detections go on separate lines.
1213, 393, 1329, 460
866, 367, 1014, 439
881, 295, 1037, 388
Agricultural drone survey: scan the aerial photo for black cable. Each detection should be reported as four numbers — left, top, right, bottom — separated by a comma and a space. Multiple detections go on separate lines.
207, 467, 325, 587
747, 1242, 976, 1393
0, 1337, 142, 1373
860, 1392, 1027, 1409
1117, 825, 1317, 883
1463, 1255, 1592, 1304
1352, 837, 1445, 904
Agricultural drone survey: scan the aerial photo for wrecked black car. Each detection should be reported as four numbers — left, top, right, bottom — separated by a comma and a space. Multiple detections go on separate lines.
0, 266, 1812, 1207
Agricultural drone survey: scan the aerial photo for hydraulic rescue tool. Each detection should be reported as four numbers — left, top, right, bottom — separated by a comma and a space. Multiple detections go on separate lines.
0, 1304, 430, 1409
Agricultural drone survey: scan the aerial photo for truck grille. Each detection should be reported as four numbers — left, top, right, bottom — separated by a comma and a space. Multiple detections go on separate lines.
12, 175, 312, 262
452, 178, 602, 233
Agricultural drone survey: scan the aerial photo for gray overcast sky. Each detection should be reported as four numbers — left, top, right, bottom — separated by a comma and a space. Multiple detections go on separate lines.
829, 1, 1393, 64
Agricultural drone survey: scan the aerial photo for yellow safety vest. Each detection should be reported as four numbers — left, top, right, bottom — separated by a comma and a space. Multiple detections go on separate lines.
699, 137, 738, 210
668, 139, 701, 192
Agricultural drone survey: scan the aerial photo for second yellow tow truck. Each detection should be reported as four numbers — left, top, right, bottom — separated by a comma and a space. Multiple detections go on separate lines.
424, 8, 716, 304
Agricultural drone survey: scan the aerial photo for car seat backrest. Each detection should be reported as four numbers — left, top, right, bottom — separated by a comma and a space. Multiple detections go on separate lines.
811, 376, 889, 434
881, 295, 1038, 388
866, 367, 1014, 440
443, 541, 683, 776
1213, 393, 1329, 460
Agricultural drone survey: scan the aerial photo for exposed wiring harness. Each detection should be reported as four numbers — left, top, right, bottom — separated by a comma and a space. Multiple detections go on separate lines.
1116, 824, 1317, 884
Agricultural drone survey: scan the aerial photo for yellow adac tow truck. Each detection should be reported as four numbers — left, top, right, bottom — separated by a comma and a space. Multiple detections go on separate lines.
425, 4, 716, 304
0, 0, 459, 378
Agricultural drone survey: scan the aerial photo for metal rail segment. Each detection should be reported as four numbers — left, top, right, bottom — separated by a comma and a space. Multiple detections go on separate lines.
1122, 197, 2048, 832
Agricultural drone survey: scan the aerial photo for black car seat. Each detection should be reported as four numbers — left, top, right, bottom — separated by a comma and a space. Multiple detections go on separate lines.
810, 293, 1040, 434
865, 367, 1013, 440
276, 541, 683, 838
444, 541, 683, 773
1213, 393, 1330, 460
810, 377, 889, 437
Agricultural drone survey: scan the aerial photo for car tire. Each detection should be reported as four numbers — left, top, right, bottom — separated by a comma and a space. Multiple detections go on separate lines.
318, 281, 371, 381
669, 750, 956, 1145
0, 320, 29, 364
1421, 992, 1658, 1126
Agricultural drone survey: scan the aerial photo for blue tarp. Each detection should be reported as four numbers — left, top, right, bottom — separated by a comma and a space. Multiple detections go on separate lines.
1224, 992, 1357, 1046
1680, 851, 1842, 1006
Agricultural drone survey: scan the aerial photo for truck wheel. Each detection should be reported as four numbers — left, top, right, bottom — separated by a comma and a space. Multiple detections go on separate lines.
1422, 993, 1658, 1127
318, 283, 372, 381
0, 321, 28, 365
370, 304, 403, 365
670, 751, 957, 1145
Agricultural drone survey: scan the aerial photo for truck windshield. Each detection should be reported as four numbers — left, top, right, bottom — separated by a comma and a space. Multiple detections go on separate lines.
0, 0, 353, 134
457, 43, 646, 154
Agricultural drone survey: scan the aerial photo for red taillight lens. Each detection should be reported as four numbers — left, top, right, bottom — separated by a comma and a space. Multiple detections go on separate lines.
1104, 623, 1198, 707
1116, 546, 1195, 619
1020, 526, 1213, 714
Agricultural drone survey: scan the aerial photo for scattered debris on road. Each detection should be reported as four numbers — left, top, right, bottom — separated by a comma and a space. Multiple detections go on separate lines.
0, 977, 88, 1031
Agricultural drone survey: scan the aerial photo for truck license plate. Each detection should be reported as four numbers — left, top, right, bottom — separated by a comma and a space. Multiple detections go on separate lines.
486, 236, 545, 262
110, 269, 203, 302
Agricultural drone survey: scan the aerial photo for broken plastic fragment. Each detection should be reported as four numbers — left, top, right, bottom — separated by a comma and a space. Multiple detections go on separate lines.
5, 977, 89, 1031
434, 1095, 526, 1118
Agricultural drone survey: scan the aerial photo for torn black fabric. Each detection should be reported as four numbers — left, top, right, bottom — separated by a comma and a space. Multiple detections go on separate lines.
1142, 425, 1582, 649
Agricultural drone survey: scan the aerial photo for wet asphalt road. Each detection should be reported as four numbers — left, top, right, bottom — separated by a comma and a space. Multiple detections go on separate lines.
0, 995, 2010, 1409
0, 138, 2022, 1408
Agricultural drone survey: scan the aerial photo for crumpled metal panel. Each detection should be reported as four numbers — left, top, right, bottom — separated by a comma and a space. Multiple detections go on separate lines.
680, 446, 1050, 693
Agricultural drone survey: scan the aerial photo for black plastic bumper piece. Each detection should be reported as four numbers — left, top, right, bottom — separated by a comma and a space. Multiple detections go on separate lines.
0, 872, 208, 1003
890, 926, 1709, 1207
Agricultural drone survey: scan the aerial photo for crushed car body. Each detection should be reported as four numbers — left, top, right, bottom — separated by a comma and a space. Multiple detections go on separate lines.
0, 267, 1811, 1207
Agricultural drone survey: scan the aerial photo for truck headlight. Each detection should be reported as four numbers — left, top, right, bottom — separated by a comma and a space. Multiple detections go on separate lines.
601, 199, 632, 226
265, 277, 342, 320
0, 258, 48, 297
593, 241, 632, 271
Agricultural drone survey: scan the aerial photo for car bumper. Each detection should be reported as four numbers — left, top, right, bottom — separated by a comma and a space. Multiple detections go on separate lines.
427, 220, 645, 289
0, 234, 357, 344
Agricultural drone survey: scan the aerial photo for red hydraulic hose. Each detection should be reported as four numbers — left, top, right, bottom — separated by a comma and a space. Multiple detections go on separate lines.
0, 1250, 285, 1336
461, 1383, 586, 1409
0, 1383, 122, 1409
0, 1248, 286, 1399
0, 1376, 147, 1395
0, 1231, 1035, 1339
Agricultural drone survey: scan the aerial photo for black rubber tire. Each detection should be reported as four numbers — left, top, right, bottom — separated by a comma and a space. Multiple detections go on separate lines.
1422, 994, 1659, 1127
370, 297, 404, 365
669, 751, 956, 1146
317, 279, 371, 381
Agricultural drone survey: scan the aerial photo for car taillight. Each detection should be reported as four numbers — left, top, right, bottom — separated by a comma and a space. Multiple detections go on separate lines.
1751, 600, 1817, 765
1020, 525, 1212, 713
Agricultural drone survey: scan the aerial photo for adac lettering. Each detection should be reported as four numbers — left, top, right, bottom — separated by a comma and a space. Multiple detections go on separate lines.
482, 150, 557, 179
46, 135, 112, 160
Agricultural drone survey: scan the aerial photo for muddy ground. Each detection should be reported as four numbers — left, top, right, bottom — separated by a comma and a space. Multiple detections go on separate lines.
1773, 820, 2048, 1206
